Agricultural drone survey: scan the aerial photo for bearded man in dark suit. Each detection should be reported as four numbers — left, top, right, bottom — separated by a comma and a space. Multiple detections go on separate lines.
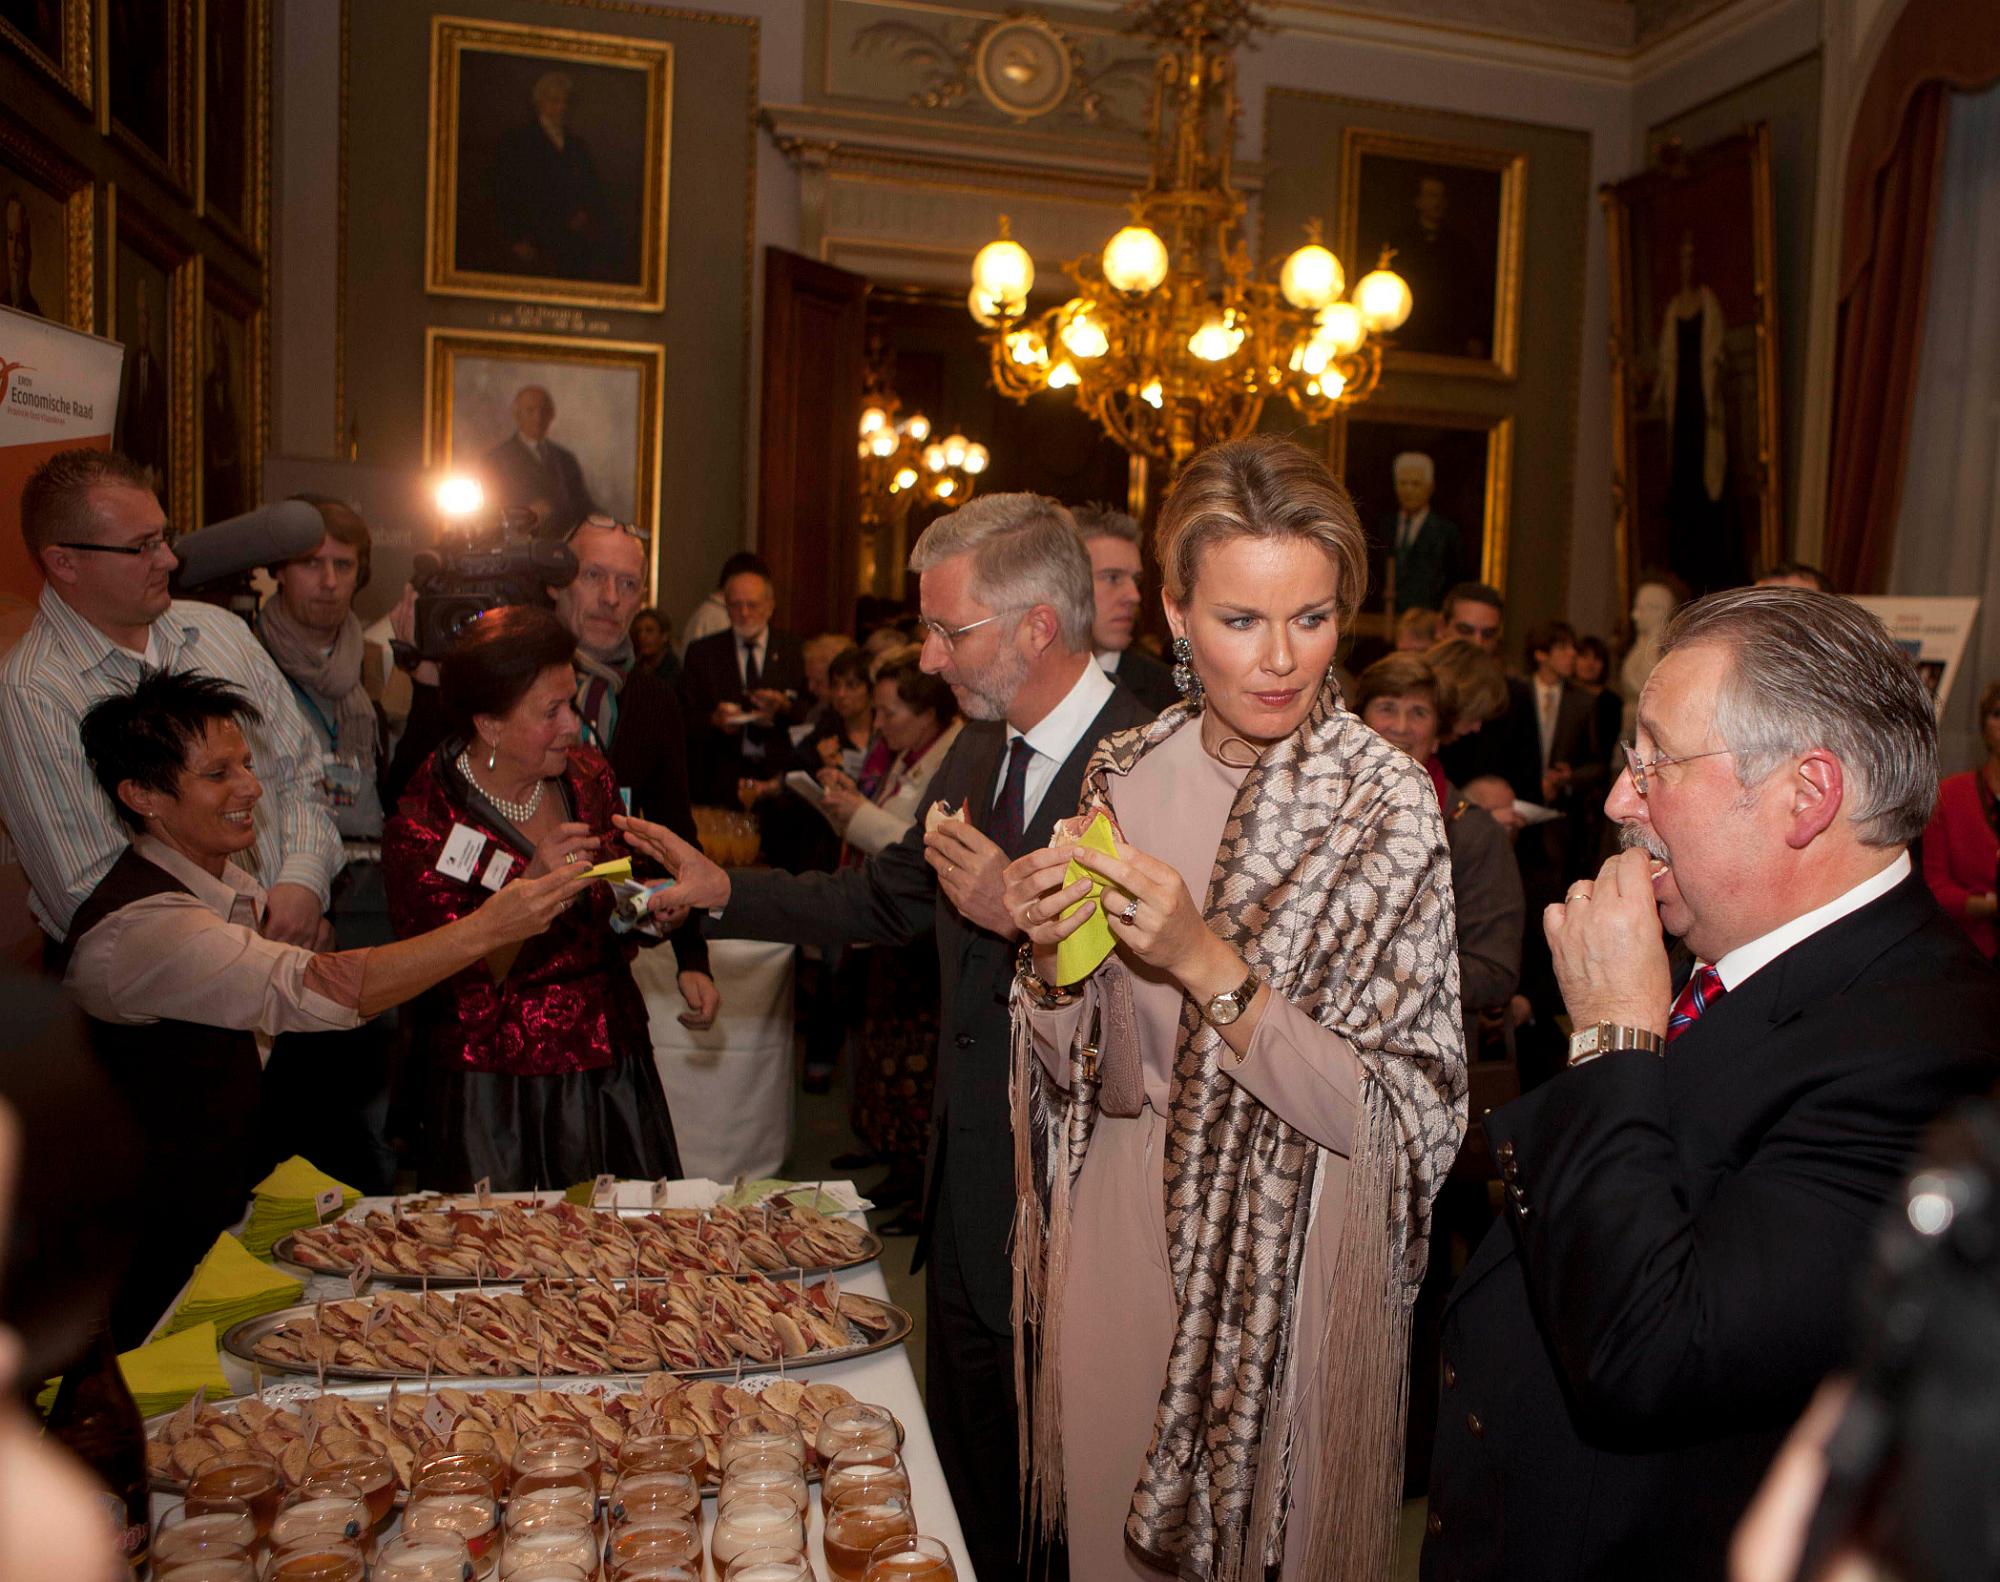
621, 495, 1147, 1582
1424, 587, 2000, 1582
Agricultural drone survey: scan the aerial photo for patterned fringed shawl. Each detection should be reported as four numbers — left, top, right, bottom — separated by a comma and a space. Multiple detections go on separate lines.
1010, 681, 1467, 1581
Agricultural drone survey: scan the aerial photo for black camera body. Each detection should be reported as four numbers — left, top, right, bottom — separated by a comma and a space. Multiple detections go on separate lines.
410, 506, 577, 660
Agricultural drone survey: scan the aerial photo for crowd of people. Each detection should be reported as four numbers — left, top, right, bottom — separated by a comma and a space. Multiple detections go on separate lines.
2, 435, 1997, 1582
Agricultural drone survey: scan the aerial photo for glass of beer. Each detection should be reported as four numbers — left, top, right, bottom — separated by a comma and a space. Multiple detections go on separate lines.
504, 1484, 599, 1535
605, 1514, 701, 1576
373, 1532, 476, 1582
816, 1403, 898, 1462
863, 1534, 958, 1580
615, 1434, 705, 1482
153, 1498, 256, 1567
613, 1563, 699, 1582
512, 1432, 602, 1504
406, 1470, 502, 1579
823, 1488, 917, 1582
153, 1557, 258, 1581
609, 1469, 700, 1527
496, 1517, 600, 1579
823, 1446, 912, 1507
414, 1445, 507, 1499
266, 1535, 368, 1582
495, 1566, 589, 1582
304, 1450, 398, 1532
187, 1449, 284, 1539
720, 1416, 804, 1475
271, 1481, 370, 1551
709, 1492, 806, 1570
722, 1549, 813, 1582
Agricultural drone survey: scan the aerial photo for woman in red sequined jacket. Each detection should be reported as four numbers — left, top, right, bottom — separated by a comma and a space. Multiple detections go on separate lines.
385, 607, 682, 1189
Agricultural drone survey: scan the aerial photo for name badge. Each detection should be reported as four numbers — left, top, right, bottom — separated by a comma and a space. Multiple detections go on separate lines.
322, 755, 364, 810
479, 850, 516, 891
437, 822, 487, 882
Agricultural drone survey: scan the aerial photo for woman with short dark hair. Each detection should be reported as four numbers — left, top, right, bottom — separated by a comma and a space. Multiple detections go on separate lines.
384, 605, 685, 1189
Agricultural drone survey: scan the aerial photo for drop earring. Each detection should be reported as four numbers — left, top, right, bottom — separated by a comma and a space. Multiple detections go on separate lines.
1171, 635, 1203, 705
486, 743, 497, 772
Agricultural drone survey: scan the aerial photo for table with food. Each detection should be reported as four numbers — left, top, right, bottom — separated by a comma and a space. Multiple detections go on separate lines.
103, 1174, 972, 1581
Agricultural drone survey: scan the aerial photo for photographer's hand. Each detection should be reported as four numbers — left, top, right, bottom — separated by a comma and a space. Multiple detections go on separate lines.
389, 585, 440, 687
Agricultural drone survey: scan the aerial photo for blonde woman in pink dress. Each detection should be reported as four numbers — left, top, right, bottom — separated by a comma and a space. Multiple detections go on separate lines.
1002, 435, 1467, 1581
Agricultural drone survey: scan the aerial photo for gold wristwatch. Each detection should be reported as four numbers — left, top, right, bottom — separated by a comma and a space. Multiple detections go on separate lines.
1567, 1023, 1666, 1066
1203, 969, 1260, 1028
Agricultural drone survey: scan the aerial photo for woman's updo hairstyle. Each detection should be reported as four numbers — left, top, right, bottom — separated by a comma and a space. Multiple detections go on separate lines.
440, 604, 578, 737
1154, 434, 1369, 630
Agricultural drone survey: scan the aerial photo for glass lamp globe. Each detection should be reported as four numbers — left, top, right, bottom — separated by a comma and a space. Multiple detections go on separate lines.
1005, 329, 1050, 369
968, 286, 1004, 329
1140, 378, 1164, 409
1354, 266, 1413, 332
1047, 360, 1081, 390
858, 406, 888, 438
902, 414, 931, 443
1187, 316, 1245, 362
1058, 304, 1110, 360
942, 434, 969, 467
962, 444, 990, 475
1319, 367, 1348, 401
923, 444, 948, 472
1315, 301, 1367, 356
893, 466, 919, 491
1102, 226, 1169, 295
868, 427, 899, 459
972, 236, 1035, 311
1279, 244, 1344, 311
935, 478, 957, 498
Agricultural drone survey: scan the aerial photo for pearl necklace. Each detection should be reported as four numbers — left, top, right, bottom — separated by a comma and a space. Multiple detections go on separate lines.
456, 749, 546, 823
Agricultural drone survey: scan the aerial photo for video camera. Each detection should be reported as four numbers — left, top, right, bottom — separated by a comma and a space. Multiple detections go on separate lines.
408, 503, 578, 662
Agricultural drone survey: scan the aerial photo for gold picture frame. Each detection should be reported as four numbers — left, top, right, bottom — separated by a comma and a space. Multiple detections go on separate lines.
0, 106, 94, 330
197, 0, 271, 259
1338, 128, 1526, 381
1331, 403, 1514, 633
423, 328, 665, 597
105, 184, 198, 533
425, 15, 672, 312
199, 262, 264, 524
100, 0, 195, 194
1601, 124, 1782, 606
0, 0, 93, 107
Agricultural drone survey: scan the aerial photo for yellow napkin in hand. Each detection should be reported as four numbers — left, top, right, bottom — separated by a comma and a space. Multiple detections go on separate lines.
165, 1233, 302, 1335
39, 1323, 232, 1418
585, 857, 634, 882
1054, 813, 1121, 986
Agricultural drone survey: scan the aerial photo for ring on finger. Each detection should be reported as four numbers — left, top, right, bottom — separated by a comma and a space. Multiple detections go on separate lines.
1120, 896, 1139, 925
1566, 886, 1591, 902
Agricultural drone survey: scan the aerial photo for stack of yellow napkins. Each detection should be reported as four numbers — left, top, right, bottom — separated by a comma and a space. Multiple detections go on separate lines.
164, 1233, 302, 1336
240, 1156, 360, 1259
39, 1323, 233, 1418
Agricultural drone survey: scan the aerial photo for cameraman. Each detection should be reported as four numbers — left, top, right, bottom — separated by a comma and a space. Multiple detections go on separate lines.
253, 496, 403, 1189
384, 515, 717, 1030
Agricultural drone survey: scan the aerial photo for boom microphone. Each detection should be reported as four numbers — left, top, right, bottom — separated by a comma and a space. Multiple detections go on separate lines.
169, 500, 327, 590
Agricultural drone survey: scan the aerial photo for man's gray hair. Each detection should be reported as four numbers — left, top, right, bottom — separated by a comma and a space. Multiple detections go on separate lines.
1392, 451, 1435, 487
1658, 586, 1937, 846
1069, 502, 1140, 546
909, 492, 1094, 651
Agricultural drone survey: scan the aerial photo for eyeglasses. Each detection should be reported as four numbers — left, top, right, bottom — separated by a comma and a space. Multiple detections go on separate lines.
57, 532, 172, 559
917, 607, 1021, 652
568, 513, 651, 544
1620, 740, 1736, 798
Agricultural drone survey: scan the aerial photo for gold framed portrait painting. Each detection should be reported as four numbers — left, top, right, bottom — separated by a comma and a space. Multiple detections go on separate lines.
1602, 124, 1781, 605
0, 0, 93, 105
200, 269, 262, 524
0, 109, 93, 330
426, 16, 672, 311
1339, 129, 1526, 379
424, 329, 664, 587
107, 186, 197, 531
102, 0, 193, 190
200, 0, 270, 255
1332, 403, 1513, 630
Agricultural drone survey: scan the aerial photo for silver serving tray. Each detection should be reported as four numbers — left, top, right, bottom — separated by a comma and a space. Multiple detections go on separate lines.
268, 1224, 884, 1289
221, 1290, 913, 1383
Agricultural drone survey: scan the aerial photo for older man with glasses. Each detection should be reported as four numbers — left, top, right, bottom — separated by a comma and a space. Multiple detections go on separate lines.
1423, 587, 2000, 1582
0, 447, 341, 953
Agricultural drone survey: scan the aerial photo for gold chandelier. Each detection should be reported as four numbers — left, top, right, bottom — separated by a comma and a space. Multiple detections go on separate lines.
856, 390, 991, 531
967, 0, 1412, 475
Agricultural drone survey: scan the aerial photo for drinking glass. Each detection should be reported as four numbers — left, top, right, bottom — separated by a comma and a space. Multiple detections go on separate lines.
612, 1563, 699, 1582
153, 1498, 257, 1567
373, 1531, 476, 1582
815, 1402, 898, 1462
271, 1480, 370, 1551
722, 1549, 813, 1582
504, 1484, 598, 1534
511, 1434, 602, 1504
405, 1472, 502, 1578
152, 1558, 258, 1582
414, 1444, 507, 1498
186, 1448, 284, 1538
863, 1534, 959, 1580
304, 1449, 399, 1531
609, 1469, 700, 1526
822, 1488, 917, 1582
718, 1460, 806, 1515
822, 1446, 911, 1507
709, 1493, 806, 1569
615, 1434, 705, 1482
496, 1519, 600, 1578
719, 1415, 803, 1475
265, 1535, 368, 1581
495, 1566, 588, 1582
604, 1514, 701, 1576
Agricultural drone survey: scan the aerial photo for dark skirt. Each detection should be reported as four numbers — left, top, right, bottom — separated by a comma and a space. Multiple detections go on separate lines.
419, 1046, 682, 1193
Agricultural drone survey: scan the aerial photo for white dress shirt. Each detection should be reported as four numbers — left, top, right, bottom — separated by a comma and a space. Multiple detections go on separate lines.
995, 660, 1118, 825
1534, 676, 1562, 767
1709, 850, 1913, 991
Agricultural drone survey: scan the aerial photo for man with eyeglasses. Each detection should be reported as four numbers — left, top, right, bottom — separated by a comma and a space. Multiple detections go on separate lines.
1423, 587, 2000, 1582
384, 514, 718, 1031
676, 562, 807, 809
0, 447, 342, 953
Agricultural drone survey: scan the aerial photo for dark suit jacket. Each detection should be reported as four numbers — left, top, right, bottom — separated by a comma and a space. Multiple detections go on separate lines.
1423, 872, 2000, 1582
711, 682, 1155, 1333
1106, 647, 1179, 715
676, 627, 808, 806
482, 434, 596, 539
1378, 509, 1462, 614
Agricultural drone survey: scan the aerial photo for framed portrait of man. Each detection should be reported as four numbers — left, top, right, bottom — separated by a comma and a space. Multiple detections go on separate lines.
426, 16, 672, 311
1, 0, 92, 102
201, 0, 269, 253
424, 329, 663, 583
200, 276, 261, 525
104, 0, 191, 187
1603, 125, 1782, 605
1332, 404, 1513, 632
0, 112, 93, 329
108, 188, 195, 531
1340, 130, 1526, 379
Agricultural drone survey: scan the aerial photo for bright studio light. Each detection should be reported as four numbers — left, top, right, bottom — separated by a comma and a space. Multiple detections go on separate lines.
436, 476, 484, 517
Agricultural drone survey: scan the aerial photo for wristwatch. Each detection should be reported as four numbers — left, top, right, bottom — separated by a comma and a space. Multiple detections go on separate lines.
1567, 1023, 1666, 1066
1203, 970, 1261, 1028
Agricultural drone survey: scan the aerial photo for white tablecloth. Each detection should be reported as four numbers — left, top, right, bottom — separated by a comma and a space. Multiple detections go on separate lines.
635, 938, 798, 1183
